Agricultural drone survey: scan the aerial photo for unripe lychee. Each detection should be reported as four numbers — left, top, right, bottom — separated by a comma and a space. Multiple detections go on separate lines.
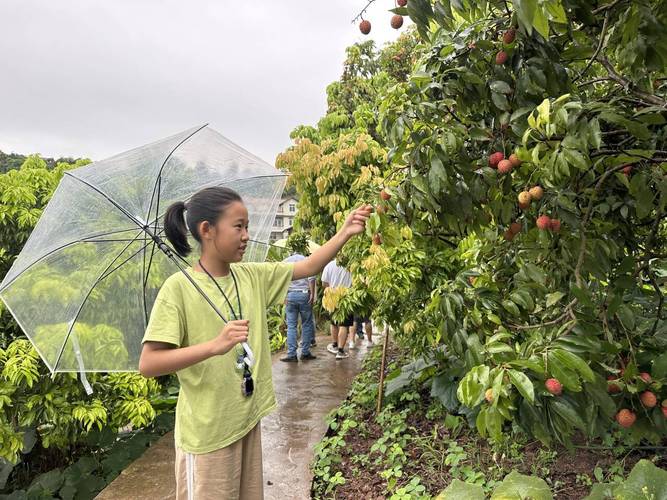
509, 222, 521, 235
497, 159, 513, 174
607, 376, 621, 394
485, 388, 494, 403
360, 20, 371, 35
550, 219, 561, 232
639, 372, 652, 383
528, 186, 543, 200
380, 189, 391, 201
488, 152, 504, 168
615, 409, 636, 428
640, 391, 657, 408
495, 51, 508, 65
518, 191, 532, 205
508, 153, 522, 167
536, 215, 551, 230
545, 378, 562, 396
503, 29, 516, 44
397, 0, 408, 6
391, 15, 403, 29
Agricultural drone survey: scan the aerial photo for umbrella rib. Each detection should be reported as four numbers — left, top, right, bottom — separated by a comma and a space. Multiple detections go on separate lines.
51, 226, 150, 372
145, 124, 208, 226
64, 171, 145, 229
0, 228, 144, 293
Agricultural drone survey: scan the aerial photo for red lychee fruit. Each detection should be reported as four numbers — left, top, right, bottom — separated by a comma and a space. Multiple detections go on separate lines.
497, 159, 513, 174
640, 391, 657, 408
545, 378, 562, 396
536, 215, 551, 230
496, 51, 509, 65
615, 409, 636, 428
360, 20, 371, 35
391, 15, 403, 29
489, 152, 504, 168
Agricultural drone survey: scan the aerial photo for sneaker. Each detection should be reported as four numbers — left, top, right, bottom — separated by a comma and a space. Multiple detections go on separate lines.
365, 340, 375, 348
349, 339, 356, 350
326, 343, 338, 354
280, 355, 298, 363
311, 339, 317, 347
300, 353, 317, 361
335, 351, 349, 360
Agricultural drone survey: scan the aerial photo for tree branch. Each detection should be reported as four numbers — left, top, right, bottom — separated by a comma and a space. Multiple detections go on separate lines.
574, 10, 610, 83
592, 0, 624, 14
352, 0, 378, 23
597, 57, 667, 107
508, 300, 577, 331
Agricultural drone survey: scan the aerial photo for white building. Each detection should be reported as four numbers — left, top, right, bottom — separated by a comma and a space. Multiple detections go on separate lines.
270, 196, 298, 242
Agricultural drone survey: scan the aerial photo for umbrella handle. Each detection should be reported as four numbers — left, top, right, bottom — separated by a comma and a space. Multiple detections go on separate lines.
241, 342, 255, 368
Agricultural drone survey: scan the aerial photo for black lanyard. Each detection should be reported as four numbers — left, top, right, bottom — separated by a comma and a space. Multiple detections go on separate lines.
197, 259, 243, 322
197, 260, 254, 397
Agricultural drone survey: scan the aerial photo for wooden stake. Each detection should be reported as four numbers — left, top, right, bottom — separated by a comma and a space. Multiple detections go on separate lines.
376, 325, 390, 414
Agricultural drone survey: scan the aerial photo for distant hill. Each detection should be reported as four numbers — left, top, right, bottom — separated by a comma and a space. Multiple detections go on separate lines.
0, 151, 82, 174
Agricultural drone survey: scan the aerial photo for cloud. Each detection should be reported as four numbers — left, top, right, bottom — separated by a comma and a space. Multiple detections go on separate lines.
0, 0, 407, 164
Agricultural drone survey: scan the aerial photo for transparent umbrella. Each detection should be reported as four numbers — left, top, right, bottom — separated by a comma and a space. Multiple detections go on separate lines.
0, 125, 286, 390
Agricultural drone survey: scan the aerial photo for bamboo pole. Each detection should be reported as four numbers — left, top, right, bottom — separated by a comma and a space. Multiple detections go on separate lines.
376, 325, 390, 414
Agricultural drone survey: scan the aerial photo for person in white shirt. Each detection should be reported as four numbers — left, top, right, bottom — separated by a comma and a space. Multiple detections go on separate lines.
321, 259, 353, 359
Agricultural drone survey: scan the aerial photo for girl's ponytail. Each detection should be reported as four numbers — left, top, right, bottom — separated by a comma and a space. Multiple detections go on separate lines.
164, 201, 192, 257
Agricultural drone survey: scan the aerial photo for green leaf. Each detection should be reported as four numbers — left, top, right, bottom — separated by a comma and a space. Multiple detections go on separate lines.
485, 406, 504, 441
491, 470, 553, 499
616, 304, 635, 330
430, 374, 460, 412
435, 479, 485, 500
612, 459, 667, 499
652, 352, 667, 379
524, 263, 546, 284
508, 369, 535, 404
550, 399, 586, 431
492, 92, 511, 111
552, 349, 595, 382
533, 5, 550, 38
490, 80, 512, 94
512, 0, 537, 35
545, 291, 566, 307
502, 300, 521, 317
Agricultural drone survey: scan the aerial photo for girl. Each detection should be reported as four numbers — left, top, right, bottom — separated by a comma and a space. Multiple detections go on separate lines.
139, 186, 371, 500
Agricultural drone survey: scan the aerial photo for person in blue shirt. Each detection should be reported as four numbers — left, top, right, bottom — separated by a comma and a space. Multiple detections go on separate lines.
280, 236, 317, 362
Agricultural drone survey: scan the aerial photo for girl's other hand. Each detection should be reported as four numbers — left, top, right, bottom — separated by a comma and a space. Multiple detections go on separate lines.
210, 319, 250, 356
341, 204, 373, 238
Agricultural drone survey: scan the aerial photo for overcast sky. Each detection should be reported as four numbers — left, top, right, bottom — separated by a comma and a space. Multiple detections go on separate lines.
0, 1, 408, 165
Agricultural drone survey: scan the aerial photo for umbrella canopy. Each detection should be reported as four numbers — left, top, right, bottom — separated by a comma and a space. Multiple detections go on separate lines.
0, 125, 286, 378
272, 238, 321, 254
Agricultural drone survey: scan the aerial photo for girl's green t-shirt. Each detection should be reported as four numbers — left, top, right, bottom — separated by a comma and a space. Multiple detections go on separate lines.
142, 262, 294, 454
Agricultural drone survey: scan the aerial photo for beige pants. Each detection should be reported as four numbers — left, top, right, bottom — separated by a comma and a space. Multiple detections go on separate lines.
175, 423, 263, 500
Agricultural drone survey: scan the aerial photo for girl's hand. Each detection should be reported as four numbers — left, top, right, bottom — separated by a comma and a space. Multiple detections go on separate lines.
341, 204, 373, 238
209, 319, 250, 356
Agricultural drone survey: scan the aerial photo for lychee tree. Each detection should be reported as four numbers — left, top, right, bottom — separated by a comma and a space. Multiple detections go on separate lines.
281, 0, 667, 446
375, 0, 667, 445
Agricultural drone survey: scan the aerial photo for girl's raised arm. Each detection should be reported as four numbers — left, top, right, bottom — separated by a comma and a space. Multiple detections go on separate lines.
292, 205, 372, 281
